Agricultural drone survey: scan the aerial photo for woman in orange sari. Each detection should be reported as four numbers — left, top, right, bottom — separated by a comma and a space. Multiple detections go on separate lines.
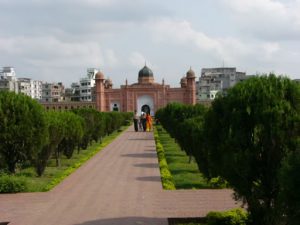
146, 113, 152, 132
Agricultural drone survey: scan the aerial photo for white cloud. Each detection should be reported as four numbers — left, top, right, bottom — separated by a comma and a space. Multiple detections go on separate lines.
105, 49, 118, 67
129, 52, 147, 67
221, 0, 300, 40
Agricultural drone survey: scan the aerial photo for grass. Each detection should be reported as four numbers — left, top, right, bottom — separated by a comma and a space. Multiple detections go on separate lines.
155, 125, 211, 189
11, 126, 128, 192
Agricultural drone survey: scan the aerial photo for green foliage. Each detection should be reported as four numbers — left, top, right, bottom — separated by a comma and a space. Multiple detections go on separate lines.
278, 149, 300, 225
0, 91, 47, 173
206, 208, 248, 225
0, 174, 28, 193
204, 75, 300, 225
156, 75, 300, 224
156, 125, 218, 189
154, 128, 176, 190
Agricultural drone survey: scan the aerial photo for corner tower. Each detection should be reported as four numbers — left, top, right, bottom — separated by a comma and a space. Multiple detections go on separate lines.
186, 67, 196, 105
95, 71, 106, 111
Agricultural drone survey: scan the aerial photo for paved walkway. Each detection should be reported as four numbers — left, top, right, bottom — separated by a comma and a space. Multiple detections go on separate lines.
0, 126, 239, 225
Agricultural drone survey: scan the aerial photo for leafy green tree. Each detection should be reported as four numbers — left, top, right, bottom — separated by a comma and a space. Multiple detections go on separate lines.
204, 75, 300, 225
58, 112, 83, 161
0, 92, 47, 173
279, 148, 300, 224
35, 111, 66, 176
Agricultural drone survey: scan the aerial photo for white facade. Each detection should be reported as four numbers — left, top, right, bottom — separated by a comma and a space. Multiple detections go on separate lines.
31, 80, 42, 99
18, 78, 42, 99
197, 67, 246, 101
0, 67, 19, 93
79, 68, 98, 101
18, 78, 32, 97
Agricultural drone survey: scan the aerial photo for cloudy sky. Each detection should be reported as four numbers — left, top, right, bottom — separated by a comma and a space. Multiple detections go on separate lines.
1, 0, 300, 87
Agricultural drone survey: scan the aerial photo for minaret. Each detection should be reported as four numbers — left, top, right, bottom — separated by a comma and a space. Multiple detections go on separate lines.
186, 67, 196, 105
95, 71, 106, 111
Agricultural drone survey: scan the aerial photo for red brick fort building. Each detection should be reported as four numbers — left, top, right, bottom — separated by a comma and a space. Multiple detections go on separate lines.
95, 65, 196, 115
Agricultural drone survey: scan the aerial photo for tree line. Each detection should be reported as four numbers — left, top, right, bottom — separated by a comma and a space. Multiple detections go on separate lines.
155, 74, 300, 225
0, 91, 132, 176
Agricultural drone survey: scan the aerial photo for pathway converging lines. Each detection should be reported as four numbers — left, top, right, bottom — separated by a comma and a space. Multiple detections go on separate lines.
0, 126, 239, 225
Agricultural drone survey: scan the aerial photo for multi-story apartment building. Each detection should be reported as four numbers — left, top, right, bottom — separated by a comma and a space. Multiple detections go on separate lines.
18, 78, 32, 97
18, 78, 42, 99
0, 67, 19, 93
42, 82, 65, 102
31, 80, 42, 100
196, 67, 246, 101
79, 68, 98, 101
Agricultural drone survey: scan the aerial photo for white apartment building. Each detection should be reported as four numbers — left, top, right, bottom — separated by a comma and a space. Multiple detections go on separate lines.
31, 80, 42, 99
18, 78, 32, 97
42, 82, 65, 102
18, 78, 42, 99
196, 67, 246, 101
0, 67, 19, 93
79, 68, 98, 101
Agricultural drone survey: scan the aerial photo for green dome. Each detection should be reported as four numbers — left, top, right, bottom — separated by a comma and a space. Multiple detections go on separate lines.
138, 66, 153, 78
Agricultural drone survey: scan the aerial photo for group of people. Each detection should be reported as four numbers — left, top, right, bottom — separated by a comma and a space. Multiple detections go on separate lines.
133, 110, 153, 132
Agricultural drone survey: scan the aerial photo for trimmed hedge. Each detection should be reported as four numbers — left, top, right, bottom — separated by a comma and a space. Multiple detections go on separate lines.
0, 174, 28, 193
154, 127, 176, 190
206, 208, 248, 225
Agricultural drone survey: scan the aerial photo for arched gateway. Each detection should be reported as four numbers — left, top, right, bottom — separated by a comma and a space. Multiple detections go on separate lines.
95, 66, 196, 113
137, 95, 154, 116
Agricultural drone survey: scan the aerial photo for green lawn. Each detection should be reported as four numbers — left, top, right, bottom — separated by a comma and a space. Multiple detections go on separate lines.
12, 126, 128, 192
156, 125, 211, 189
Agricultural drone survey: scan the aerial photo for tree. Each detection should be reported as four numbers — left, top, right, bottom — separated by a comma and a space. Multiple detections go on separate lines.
58, 112, 83, 161
35, 111, 66, 176
0, 92, 47, 173
204, 75, 300, 225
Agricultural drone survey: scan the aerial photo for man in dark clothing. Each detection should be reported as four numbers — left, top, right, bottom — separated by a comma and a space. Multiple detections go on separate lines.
133, 110, 139, 132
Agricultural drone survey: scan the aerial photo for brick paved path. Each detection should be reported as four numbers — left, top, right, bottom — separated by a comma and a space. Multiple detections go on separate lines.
0, 126, 239, 225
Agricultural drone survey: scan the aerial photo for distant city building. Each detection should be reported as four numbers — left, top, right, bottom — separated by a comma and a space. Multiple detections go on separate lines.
0, 67, 19, 93
196, 67, 246, 101
18, 78, 32, 97
79, 68, 98, 102
31, 80, 42, 100
42, 82, 65, 102
64, 83, 81, 102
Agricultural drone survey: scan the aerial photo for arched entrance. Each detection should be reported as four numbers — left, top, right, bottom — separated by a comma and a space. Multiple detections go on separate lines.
137, 95, 154, 116
141, 104, 150, 114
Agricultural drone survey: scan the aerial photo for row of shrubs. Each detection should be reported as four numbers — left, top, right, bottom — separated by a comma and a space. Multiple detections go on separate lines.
0, 91, 132, 192
153, 127, 176, 190
155, 75, 300, 225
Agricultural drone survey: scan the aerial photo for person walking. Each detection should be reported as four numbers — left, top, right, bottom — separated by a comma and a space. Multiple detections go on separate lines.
146, 113, 152, 132
133, 110, 139, 132
141, 112, 147, 132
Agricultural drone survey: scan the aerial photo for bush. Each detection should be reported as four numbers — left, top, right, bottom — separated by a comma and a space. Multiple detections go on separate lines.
206, 208, 248, 225
154, 128, 176, 190
0, 174, 28, 193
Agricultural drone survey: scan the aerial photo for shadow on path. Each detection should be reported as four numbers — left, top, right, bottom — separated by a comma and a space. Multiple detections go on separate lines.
121, 153, 157, 158
74, 217, 167, 225
133, 163, 158, 168
136, 176, 161, 182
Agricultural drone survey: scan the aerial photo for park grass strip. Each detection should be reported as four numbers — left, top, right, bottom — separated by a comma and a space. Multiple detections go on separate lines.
153, 126, 176, 190
155, 125, 217, 189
